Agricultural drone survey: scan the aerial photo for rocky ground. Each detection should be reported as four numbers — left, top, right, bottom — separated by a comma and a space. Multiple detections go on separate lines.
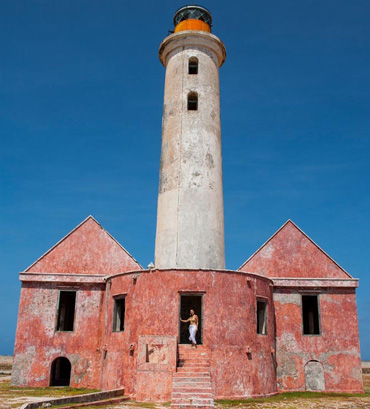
0, 357, 369, 409
0, 356, 12, 376
362, 361, 370, 374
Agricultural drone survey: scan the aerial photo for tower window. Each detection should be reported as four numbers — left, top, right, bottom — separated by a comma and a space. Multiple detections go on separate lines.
113, 296, 126, 332
187, 92, 198, 111
302, 295, 320, 335
56, 291, 76, 332
256, 300, 267, 335
189, 57, 198, 74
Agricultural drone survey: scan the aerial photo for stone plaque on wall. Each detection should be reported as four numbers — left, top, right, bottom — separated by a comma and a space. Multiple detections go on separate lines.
136, 335, 177, 401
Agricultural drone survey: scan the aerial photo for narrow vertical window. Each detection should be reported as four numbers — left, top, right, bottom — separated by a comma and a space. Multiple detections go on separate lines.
188, 57, 198, 74
113, 296, 126, 332
187, 92, 198, 111
56, 291, 76, 332
302, 295, 320, 335
256, 300, 267, 335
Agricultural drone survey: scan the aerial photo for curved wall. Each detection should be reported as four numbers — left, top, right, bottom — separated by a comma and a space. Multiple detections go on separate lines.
155, 32, 226, 270
102, 269, 277, 399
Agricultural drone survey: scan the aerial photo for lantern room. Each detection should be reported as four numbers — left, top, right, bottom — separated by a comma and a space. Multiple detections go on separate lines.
174, 5, 212, 33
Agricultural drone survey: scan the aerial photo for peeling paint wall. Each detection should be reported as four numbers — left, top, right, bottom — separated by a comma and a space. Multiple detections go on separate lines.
12, 218, 363, 398
27, 217, 141, 275
12, 282, 105, 388
155, 31, 226, 270
273, 289, 363, 393
102, 270, 277, 400
240, 221, 351, 279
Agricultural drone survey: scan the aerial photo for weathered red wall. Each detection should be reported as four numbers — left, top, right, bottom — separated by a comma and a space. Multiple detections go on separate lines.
12, 216, 140, 388
102, 269, 277, 400
12, 282, 105, 388
273, 288, 363, 393
26, 216, 141, 275
240, 221, 351, 279
12, 218, 363, 398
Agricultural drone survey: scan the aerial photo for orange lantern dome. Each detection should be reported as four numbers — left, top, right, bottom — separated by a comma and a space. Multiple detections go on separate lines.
173, 5, 212, 33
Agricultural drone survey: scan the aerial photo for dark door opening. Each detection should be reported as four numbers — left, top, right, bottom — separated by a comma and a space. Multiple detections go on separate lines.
179, 294, 203, 345
50, 357, 71, 386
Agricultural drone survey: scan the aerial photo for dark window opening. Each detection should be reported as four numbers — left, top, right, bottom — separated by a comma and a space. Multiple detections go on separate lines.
50, 357, 71, 386
56, 291, 76, 332
189, 57, 198, 74
179, 294, 203, 345
113, 296, 126, 332
302, 295, 320, 335
257, 300, 267, 335
187, 92, 198, 111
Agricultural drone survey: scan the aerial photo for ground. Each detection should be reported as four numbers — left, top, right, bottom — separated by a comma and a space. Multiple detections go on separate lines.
0, 357, 369, 409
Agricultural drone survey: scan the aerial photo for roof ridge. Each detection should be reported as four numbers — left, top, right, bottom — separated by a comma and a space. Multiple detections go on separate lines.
238, 220, 352, 279
24, 216, 143, 272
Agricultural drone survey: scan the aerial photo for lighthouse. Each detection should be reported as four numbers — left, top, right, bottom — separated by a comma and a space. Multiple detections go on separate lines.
11, 4, 364, 402
155, 5, 227, 269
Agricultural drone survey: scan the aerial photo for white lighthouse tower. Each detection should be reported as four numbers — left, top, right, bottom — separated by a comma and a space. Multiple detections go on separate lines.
155, 6, 226, 269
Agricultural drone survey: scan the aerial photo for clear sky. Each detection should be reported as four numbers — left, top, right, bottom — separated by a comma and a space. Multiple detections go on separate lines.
0, 0, 369, 358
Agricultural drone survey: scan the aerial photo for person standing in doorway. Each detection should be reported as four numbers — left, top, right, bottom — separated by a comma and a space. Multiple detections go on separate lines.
180, 309, 198, 347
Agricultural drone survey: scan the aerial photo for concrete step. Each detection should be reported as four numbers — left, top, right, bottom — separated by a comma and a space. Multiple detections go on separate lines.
179, 356, 209, 363
173, 381, 212, 387
172, 381, 212, 389
172, 347, 214, 409
178, 355, 209, 360
177, 367, 211, 373
171, 398, 214, 405
172, 387, 213, 395
172, 385, 212, 391
178, 363, 210, 368
173, 378, 211, 382
174, 373, 211, 378
172, 391, 214, 398
173, 376, 211, 380
178, 349, 207, 355
51, 396, 130, 409
179, 354, 208, 359
172, 380, 212, 386
171, 404, 215, 409
172, 387, 213, 393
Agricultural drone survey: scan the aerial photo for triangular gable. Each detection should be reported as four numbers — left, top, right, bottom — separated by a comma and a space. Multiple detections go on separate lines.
239, 220, 352, 279
26, 215, 142, 275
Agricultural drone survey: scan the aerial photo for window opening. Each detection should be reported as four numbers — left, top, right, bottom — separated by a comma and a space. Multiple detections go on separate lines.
256, 300, 267, 335
113, 296, 126, 332
189, 57, 198, 74
302, 295, 320, 335
187, 92, 198, 111
56, 291, 76, 332
50, 357, 71, 386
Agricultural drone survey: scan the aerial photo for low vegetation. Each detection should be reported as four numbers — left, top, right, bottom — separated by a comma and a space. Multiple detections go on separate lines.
0, 370, 368, 409
0, 380, 99, 408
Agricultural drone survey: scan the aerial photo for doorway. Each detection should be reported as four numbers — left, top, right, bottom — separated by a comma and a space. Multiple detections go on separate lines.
179, 294, 203, 344
305, 360, 325, 391
50, 357, 71, 386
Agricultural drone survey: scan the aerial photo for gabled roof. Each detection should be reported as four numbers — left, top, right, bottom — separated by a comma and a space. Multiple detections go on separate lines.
26, 215, 142, 275
239, 220, 352, 279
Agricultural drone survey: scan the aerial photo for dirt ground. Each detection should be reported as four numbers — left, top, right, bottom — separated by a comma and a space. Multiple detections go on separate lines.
0, 357, 369, 409
0, 357, 12, 374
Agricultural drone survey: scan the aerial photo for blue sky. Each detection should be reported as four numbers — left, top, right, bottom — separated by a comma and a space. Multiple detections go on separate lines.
0, 0, 369, 358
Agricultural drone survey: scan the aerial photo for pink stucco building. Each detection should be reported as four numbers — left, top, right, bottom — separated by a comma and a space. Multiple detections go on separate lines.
12, 5, 363, 408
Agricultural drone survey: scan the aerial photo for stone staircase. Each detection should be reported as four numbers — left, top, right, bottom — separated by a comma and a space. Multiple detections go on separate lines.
171, 345, 214, 409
